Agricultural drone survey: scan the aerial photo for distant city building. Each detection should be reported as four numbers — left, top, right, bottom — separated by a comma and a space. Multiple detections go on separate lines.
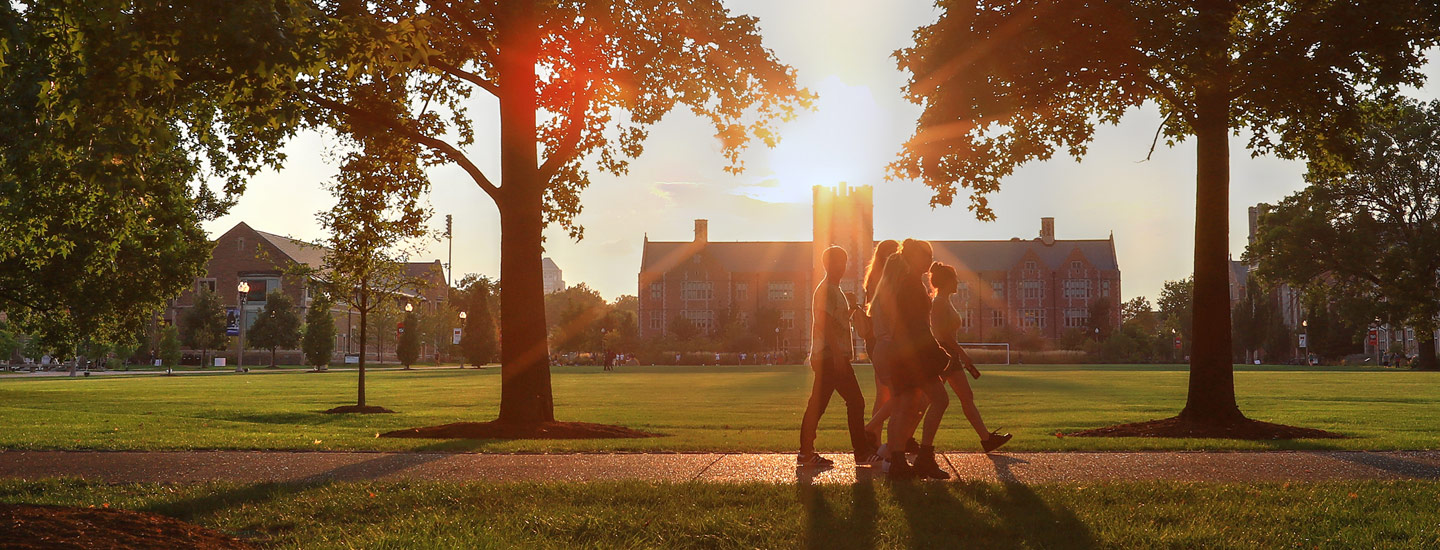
164, 222, 449, 361
543, 257, 566, 294
638, 184, 1122, 351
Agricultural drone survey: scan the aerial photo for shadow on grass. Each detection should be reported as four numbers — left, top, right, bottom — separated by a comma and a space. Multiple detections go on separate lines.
796, 458, 1094, 549
1326, 451, 1440, 479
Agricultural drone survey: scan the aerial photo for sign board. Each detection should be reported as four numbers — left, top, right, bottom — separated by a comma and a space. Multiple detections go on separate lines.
153, 359, 162, 367
452, 328, 462, 345
214, 357, 226, 367
225, 308, 240, 336
1368, 329, 1379, 346
1298, 334, 1308, 348
1173, 337, 1182, 350
344, 354, 360, 364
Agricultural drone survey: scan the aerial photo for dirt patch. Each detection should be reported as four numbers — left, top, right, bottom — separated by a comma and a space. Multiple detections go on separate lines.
381, 420, 661, 440
0, 503, 252, 549
1066, 416, 1346, 440
322, 405, 396, 414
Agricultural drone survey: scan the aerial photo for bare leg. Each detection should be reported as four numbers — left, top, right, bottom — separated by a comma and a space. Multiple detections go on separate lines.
885, 389, 916, 451
946, 372, 990, 440
918, 380, 949, 446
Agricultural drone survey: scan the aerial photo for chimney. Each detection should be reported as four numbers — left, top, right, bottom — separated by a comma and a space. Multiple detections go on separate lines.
694, 219, 708, 243
1040, 217, 1055, 245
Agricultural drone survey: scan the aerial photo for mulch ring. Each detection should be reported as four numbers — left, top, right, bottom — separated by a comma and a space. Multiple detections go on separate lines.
381, 420, 661, 440
1065, 416, 1346, 440
0, 503, 252, 550
322, 405, 396, 414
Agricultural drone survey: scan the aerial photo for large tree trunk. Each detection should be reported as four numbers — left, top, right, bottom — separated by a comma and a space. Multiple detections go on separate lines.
1417, 335, 1438, 371
1178, 62, 1245, 425
496, 4, 554, 424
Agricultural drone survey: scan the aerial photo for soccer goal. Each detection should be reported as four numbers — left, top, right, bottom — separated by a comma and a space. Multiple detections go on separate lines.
958, 342, 1011, 365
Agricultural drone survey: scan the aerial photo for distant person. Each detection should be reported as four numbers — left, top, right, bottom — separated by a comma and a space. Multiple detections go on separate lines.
798, 246, 876, 467
928, 262, 1011, 453
878, 239, 952, 480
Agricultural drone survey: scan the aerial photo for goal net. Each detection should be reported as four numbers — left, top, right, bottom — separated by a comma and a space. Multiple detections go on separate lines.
957, 342, 1011, 365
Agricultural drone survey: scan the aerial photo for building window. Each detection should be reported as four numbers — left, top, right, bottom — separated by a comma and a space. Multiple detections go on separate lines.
242, 279, 269, 302
1071, 260, 1082, 271
738, 311, 751, 326
1063, 279, 1091, 299
991, 310, 1005, 327
1024, 260, 1037, 271
991, 281, 1004, 298
768, 281, 795, 301
683, 310, 715, 333
649, 314, 663, 330
650, 283, 662, 300
683, 281, 713, 300
960, 309, 973, 330
735, 282, 748, 301
1021, 309, 1045, 328
1064, 308, 1090, 328
197, 278, 216, 293
1101, 280, 1111, 298
1022, 281, 1043, 300
780, 310, 795, 330
956, 281, 970, 303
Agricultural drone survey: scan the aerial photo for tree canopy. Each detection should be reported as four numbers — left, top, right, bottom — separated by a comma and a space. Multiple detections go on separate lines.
893, 0, 1440, 426
248, 290, 303, 367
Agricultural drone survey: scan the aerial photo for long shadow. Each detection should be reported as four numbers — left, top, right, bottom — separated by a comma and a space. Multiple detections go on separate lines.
797, 465, 880, 549
1326, 451, 1440, 479
883, 454, 1095, 549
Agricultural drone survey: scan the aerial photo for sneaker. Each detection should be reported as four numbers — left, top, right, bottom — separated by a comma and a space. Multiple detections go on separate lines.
797, 453, 835, 467
886, 452, 917, 481
905, 437, 921, 455
913, 445, 951, 480
981, 430, 1013, 453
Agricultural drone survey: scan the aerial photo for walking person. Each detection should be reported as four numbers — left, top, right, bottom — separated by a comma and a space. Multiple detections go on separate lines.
798, 246, 877, 467
855, 241, 899, 424
881, 239, 952, 480
928, 262, 1012, 453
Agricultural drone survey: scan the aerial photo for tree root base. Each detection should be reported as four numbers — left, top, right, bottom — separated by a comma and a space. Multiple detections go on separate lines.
1, 503, 252, 549
322, 405, 396, 414
380, 420, 661, 440
1066, 416, 1346, 440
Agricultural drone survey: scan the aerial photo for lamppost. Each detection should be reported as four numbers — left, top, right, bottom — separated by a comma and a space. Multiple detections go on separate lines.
774, 327, 781, 363
457, 311, 467, 368
236, 281, 249, 373
1301, 319, 1310, 365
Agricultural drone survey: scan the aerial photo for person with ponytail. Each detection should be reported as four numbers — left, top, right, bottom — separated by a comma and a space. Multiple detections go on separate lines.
856, 240, 899, 418
928, 262, 1012, 453
878, 239, 952, 480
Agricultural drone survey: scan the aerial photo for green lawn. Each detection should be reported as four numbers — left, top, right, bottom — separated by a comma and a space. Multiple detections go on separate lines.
2, 478, 1437, 548
1, 364, 1436, 452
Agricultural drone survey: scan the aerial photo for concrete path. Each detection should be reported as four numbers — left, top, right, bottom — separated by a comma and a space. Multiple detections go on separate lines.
4, 451, 1440, 485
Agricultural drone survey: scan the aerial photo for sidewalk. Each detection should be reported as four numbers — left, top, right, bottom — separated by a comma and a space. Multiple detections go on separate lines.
3, 450, 1439, 484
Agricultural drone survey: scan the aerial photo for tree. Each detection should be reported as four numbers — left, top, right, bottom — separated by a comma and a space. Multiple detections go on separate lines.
303, 294, 337, 371
1, 2, 307, 354
893, 1, 1440, 426
304, 2, 810, 424
315, 143, 428, 409
1157, 278, 1195, 356
1251, 100, 1440, 369
180, 287, 226, 368
396, 307, 420, 369
1231, 279, 1273, 363
460, 277, 499, 367
545, 283, 606, 352
158, 325, 182, 373
247, 290, 303, 367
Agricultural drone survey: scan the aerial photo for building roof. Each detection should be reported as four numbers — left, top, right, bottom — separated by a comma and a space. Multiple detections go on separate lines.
542, 257, 561, 272
641, 241, 814, 274
640, 238, 1118, 275
931, 239, 1120, 273
253, 229, 329, 270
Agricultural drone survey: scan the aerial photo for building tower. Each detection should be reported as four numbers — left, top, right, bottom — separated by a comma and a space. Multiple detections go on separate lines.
813, 183, 875, 304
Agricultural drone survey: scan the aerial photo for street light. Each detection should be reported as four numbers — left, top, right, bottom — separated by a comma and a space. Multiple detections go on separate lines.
236, 281, 250, 373
1301, 319, 1310, 365
405, 302, 414, 312
457, 311, 467, 368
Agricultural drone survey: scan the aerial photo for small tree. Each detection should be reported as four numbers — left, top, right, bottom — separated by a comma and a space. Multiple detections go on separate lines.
247, 290, 302, 367
303, 295, 336, 371
397, 307, 420, 369
460, 278, 499, 367
158, 326, 181, 373
181, 287, 226, 368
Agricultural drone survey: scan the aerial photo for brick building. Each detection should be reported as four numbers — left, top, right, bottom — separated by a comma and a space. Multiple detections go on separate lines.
165, 222, 449, 362
638, 185, 1122, 352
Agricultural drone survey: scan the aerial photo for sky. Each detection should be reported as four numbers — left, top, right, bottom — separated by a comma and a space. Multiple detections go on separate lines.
203, 1, 1440, 303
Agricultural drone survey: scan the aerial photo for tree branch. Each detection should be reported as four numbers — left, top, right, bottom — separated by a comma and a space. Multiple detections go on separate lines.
427, 1, 500, 60
1138, 112, 1175, 162
308, 93, 500, 202
424, 57, 499, 97
538, 79, 595, 180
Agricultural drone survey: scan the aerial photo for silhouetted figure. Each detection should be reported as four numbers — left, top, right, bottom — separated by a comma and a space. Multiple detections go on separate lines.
798, 246, 875, 467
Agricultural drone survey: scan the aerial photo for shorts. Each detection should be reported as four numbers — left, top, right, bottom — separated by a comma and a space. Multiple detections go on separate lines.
871, 340, 897, 388
890, 341, 949, 392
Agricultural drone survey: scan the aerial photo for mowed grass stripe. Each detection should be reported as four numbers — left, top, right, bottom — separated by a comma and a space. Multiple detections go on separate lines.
1, 365, 1437, 452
